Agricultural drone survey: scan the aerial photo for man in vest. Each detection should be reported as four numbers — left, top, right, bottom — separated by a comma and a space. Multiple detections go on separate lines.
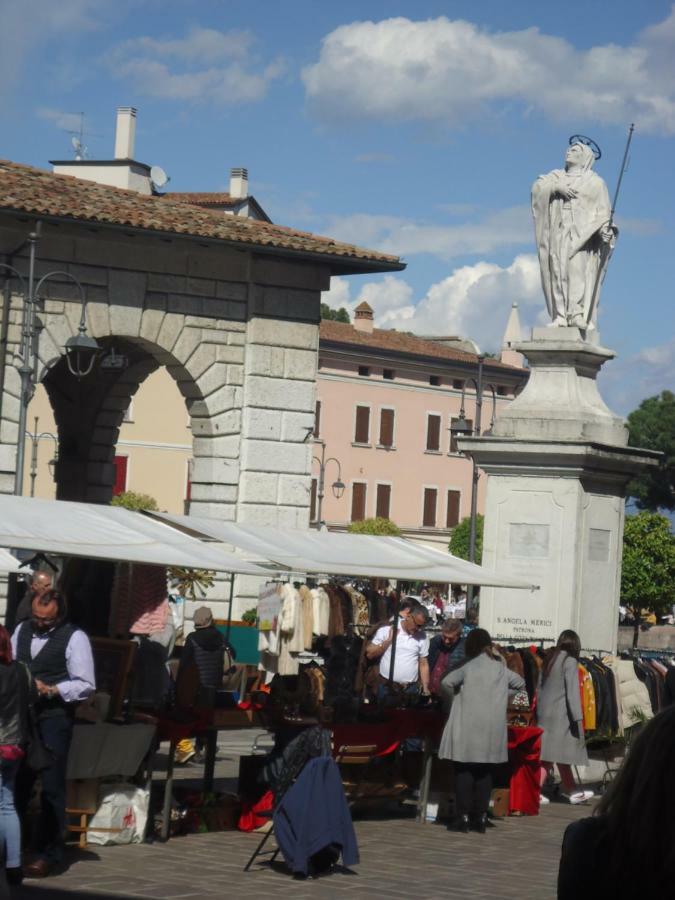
12, 590, 95, 878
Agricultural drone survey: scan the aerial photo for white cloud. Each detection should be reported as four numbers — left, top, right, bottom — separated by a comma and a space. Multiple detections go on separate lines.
323, 254, 543, 352
107, 26, 285, 104
324, 206, 531, 262
303, 10, 675, 134
600, 338, 675, 414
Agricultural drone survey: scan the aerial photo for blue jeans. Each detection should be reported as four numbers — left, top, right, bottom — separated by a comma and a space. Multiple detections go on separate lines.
0, 758, 21, 868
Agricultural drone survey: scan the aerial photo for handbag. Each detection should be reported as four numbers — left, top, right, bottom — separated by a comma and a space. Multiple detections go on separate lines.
16, 663, 54, 772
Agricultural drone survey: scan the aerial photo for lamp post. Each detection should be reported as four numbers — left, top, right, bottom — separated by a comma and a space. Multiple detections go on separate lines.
25, 416, 58, 497
450, 355, 497, 606
312, 438, 345, 529
0, 225, 101, 496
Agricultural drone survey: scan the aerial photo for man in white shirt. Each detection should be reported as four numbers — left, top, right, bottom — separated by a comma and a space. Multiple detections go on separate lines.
366, 605, 430, 693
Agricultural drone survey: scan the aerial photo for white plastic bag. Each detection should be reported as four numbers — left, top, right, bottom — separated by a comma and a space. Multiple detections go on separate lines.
87, 783, 149, 845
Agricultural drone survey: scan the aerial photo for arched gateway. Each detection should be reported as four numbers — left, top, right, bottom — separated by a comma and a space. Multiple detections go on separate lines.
0, 160, 402, 614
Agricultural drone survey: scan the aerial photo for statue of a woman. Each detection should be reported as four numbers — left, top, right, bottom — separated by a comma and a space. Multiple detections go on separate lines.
532, 140, 617, 330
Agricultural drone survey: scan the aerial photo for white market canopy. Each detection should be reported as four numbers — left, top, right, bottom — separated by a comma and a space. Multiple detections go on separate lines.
0, 548, 20, 574
151, 513, 539, 590
0, 495, 269, 575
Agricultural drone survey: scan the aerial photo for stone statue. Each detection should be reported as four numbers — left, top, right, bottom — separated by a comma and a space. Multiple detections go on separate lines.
532, 140, 617, 330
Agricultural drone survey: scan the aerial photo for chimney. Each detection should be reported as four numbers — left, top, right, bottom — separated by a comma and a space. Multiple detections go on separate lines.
229, 167, 249, 199
500, 301, 524, 367
114, 107, 137, 160
353, 301, 374, 334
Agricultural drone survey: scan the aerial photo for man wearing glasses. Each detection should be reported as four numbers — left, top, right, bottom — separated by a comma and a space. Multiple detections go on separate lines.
367, 604, 430, 696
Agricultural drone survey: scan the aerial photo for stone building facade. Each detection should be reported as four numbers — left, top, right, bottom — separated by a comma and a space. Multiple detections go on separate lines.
0, 159, 401, 617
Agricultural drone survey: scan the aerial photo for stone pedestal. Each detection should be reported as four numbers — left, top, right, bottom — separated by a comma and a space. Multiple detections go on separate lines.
459, 326, 658, 654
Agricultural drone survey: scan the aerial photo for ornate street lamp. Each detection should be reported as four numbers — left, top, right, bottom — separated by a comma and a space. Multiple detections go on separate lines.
307, 435, 345, 529
0, 226, 101, 495
449, 355, 498, 606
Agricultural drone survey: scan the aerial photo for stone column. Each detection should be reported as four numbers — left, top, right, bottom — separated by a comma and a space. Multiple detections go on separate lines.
460, 327, 659, 654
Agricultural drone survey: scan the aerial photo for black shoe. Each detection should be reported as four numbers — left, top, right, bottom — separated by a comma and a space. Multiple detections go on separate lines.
451, 814, 470, 833
473, 813, 488, 834
6, 867, 23, 885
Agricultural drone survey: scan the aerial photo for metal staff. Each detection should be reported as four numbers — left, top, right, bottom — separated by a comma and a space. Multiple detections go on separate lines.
585, 123, 635, 328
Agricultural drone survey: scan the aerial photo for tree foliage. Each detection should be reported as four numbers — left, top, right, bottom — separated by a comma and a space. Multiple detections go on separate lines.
449, 514, 484, 564
621, 511, 675, 644
347, 517, 402, 536
627, 390, 675, 511
111, 491, 159, 511
320, 302, 350, 323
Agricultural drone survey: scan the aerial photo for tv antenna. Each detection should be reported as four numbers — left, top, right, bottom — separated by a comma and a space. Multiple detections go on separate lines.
63, 112, 94, 159
150, 165, 170, 193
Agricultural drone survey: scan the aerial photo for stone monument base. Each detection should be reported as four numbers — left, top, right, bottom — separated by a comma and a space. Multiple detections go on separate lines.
459, 327, 658, 654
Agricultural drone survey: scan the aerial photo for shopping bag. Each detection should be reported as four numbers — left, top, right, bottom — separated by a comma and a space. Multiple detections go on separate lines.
87, 782, 149, 845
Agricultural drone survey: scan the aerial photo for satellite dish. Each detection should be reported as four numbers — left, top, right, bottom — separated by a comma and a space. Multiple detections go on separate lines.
71, 135, 88, 160
150, 165, 169, 189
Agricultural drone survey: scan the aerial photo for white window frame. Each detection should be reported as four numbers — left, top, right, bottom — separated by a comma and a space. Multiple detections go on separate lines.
425, 410, 443, 453
352, 402, 372, 446
374, 480, 393, 520
377, 405, 396, 449
421, 483, 439, 528
445, 486, 463, 528
350, 479, 368, 522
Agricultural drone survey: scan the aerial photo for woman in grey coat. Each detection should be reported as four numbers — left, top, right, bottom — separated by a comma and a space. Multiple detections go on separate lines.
538, 630, 593, 805
439, 628, 525, 833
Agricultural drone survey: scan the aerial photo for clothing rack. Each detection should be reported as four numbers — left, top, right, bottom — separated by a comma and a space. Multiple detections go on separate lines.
624, 647, 675, 659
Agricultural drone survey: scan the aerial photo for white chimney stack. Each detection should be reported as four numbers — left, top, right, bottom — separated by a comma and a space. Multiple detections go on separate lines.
114, 107, 137, 160
229, 167, 249, 199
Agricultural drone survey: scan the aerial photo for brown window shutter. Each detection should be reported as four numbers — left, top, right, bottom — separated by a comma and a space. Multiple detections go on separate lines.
379, 409, 394, 447
376, 484, 391, 519
351, 483, 367, 522
314, 400, 321, 438
310, 478, 318, 522
426, 414, 441, 451
446, 490, 461, 528
423, 488, 437, 527
354, 406, 370, 443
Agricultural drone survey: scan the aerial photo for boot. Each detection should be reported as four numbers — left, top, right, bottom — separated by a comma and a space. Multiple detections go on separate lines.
473, 813, 488, 834
453, 814, 470, 833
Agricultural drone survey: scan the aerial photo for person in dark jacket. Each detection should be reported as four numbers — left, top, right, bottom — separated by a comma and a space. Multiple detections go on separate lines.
428, 620, 465, 696
12, 590, 95, 878
558, 705, 675, 898
176, 607, 234, 763
0, 625, 34, 886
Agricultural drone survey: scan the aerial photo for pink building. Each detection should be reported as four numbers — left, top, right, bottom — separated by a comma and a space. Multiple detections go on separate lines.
313, 302, 526, 546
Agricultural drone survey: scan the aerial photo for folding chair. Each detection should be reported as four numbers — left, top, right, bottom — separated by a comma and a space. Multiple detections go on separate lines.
334, 743, 379, 804
243, 806, 279, 872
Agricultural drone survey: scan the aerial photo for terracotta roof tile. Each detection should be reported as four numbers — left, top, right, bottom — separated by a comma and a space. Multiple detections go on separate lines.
0, 161, 403, 273
165, 192, 239, 208
319, 320, 524, 372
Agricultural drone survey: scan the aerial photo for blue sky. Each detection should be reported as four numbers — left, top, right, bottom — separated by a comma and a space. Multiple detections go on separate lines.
2, 0, 674, 414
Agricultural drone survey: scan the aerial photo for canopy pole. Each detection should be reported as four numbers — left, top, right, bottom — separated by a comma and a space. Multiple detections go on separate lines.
387, 582, 400, 687
225, 575, 235, 644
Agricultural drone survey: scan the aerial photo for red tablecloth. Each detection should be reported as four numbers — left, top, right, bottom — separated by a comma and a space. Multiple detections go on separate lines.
331, 708, 443, 758
507, 724, 543, 816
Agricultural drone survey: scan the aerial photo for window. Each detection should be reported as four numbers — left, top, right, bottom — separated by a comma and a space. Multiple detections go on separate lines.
426, 414, 441, 452
351, 482, 367, 522
113, 456, 128, 496
379, 408, 395, 448
376, 483, 391, 519
354, 405, 370, 444
423, 488, 437, 528
450, 417, 473, 453
358, 365, 370, 377
310, 478, 318, 522
446, 490, 461, 528
429, 375, 440, 386
452, 379, 464, 390
383, 368, 395, 380
314, 400, 321, 438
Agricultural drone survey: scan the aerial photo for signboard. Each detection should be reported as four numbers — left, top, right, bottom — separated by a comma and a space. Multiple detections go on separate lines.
257, 583, 281, 632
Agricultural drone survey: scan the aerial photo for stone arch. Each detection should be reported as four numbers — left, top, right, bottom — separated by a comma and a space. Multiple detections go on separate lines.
35, 293, 245, 512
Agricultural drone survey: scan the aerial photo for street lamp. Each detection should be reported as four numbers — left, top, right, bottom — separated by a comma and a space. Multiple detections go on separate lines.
0, 225, 101, 495
25, 416, 58, 498
450, 355, 497, 606
311, 438, 345, 529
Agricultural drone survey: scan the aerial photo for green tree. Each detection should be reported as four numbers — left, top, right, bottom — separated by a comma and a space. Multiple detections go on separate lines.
621, 511, 675, 647
320, 302, 350, 323
111, 491, 159, 511
348, 517, 402, 536
449, 514, 484, 564
627, 390, 675, 511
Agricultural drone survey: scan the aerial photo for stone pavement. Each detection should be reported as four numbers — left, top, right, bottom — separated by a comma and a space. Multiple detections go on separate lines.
12, 800, 589, 900
11, 731, 592, 899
